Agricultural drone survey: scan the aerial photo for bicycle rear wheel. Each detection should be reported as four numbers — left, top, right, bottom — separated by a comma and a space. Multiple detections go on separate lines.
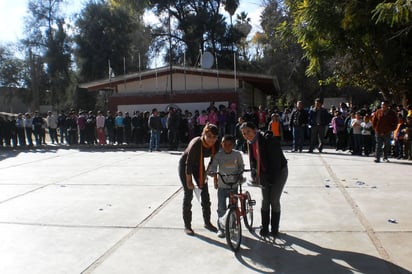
225, 207, 242, 252
243, 191, 254, 231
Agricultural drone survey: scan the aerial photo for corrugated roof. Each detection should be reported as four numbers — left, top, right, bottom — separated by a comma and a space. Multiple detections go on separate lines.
79, 65, 278, 94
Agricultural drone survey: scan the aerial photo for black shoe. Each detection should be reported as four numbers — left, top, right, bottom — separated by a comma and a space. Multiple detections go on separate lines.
291, 150, 297, 152
374, 159, 380, 163
307, 150, 313, 153
271, 231, 279, 238
204, 222, 218, 233
184, 227, 195, 236
259, 228, 269, 237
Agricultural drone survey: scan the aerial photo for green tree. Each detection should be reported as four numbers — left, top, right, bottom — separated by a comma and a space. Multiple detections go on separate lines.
235, 11, 252, 60
109, 0, 147, 13
223, 0, 239, 26
148, 0, 239, 69
22, 0, 73, 110
74, 1, 151, 82
44, 19, 72, 108
258, 0, 318, 105
373, 0, 412, 30
0, 44, 26, 88
285, 0, 412, 100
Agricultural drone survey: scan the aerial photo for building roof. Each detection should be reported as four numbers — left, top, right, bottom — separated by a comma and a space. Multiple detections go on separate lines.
79, 65, 279, 94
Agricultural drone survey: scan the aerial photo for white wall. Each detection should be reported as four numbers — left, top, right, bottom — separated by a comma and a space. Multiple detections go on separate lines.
116, 72, 237, 93
118, 101, 229, 114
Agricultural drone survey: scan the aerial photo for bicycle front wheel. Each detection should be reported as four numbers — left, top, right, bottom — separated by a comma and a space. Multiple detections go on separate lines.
243, 191, 254, 232
225, 207, 242, 252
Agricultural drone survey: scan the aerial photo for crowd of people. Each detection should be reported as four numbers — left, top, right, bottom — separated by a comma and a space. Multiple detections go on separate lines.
0, 99, 411, 161
299, 99, 412, 162
1, 98, 410, 239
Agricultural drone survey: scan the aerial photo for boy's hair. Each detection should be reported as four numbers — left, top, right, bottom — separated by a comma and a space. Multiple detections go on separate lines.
222, 134, 235, 143
239, 121, 257, 130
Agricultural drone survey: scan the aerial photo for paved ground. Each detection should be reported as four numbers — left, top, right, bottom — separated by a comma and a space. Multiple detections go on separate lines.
0, 146, 411, 274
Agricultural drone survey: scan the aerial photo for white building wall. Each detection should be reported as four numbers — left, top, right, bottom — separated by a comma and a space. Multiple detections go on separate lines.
118, 101, 229, 114
116, 73, 238, 93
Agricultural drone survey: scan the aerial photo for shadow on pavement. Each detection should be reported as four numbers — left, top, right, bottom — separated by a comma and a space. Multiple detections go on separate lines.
234, 233, 411, 274
0, 148, 60, 161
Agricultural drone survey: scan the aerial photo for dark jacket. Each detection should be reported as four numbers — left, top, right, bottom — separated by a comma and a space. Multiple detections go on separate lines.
179, 136, 220, 185
148, 114, 163, 130
308, 107, 330, 126
247, 131, 287, 186
166, 112, 180, 130
290, 108, 308, 127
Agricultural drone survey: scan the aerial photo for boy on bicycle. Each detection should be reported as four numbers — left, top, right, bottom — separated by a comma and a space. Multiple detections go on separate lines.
208, 135, 244, 237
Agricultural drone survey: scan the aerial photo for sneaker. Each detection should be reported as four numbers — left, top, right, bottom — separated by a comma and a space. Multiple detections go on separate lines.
204, 222, 218, 232
374, 159, 380, 163
184, 227, 195, 236
216, 230, 225, 238
383, 158, 390, 162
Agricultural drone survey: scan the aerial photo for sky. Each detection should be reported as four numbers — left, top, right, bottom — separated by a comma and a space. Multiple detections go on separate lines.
0, 0, 264, 44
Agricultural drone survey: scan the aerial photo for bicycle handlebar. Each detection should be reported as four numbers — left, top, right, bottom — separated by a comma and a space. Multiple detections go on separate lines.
210, 169, 251, 186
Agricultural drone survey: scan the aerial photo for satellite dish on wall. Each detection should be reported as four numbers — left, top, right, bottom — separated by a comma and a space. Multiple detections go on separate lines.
201, 52, 214, 69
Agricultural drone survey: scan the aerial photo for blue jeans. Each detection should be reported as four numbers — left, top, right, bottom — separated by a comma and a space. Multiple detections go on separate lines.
292, 126, 305, 151
150, 130, 160, 150
375, 133, 391, 160
217, 188, 231, 218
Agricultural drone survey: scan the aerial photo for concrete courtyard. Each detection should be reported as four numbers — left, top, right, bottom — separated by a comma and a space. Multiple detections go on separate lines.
0, 147, 411, 274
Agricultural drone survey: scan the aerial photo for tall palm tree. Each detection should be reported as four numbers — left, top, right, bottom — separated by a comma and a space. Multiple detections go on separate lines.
235, 11, 252, 36
223, 0, 239, 26
235, 11, 252, 60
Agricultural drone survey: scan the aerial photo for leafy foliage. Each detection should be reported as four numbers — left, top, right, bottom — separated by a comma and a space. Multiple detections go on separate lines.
285, 0, 412, 99
74, 1, 150, 82
0, 45, 26, 88
256, 0, 319, 104
20, 0, 74, 109
148, 0, 244, 69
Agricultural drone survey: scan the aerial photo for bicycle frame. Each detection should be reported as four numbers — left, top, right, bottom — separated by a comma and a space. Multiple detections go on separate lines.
215, 169, 255, 252
227, 185, 247, 222
216, 170, 254, 219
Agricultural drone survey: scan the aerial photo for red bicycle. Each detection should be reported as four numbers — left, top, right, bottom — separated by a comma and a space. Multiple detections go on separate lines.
216, 169, 256, 252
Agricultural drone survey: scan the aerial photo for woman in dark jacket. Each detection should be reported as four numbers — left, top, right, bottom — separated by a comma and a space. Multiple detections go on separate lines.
240, 121, 288, 238
179, 123, 220, 236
